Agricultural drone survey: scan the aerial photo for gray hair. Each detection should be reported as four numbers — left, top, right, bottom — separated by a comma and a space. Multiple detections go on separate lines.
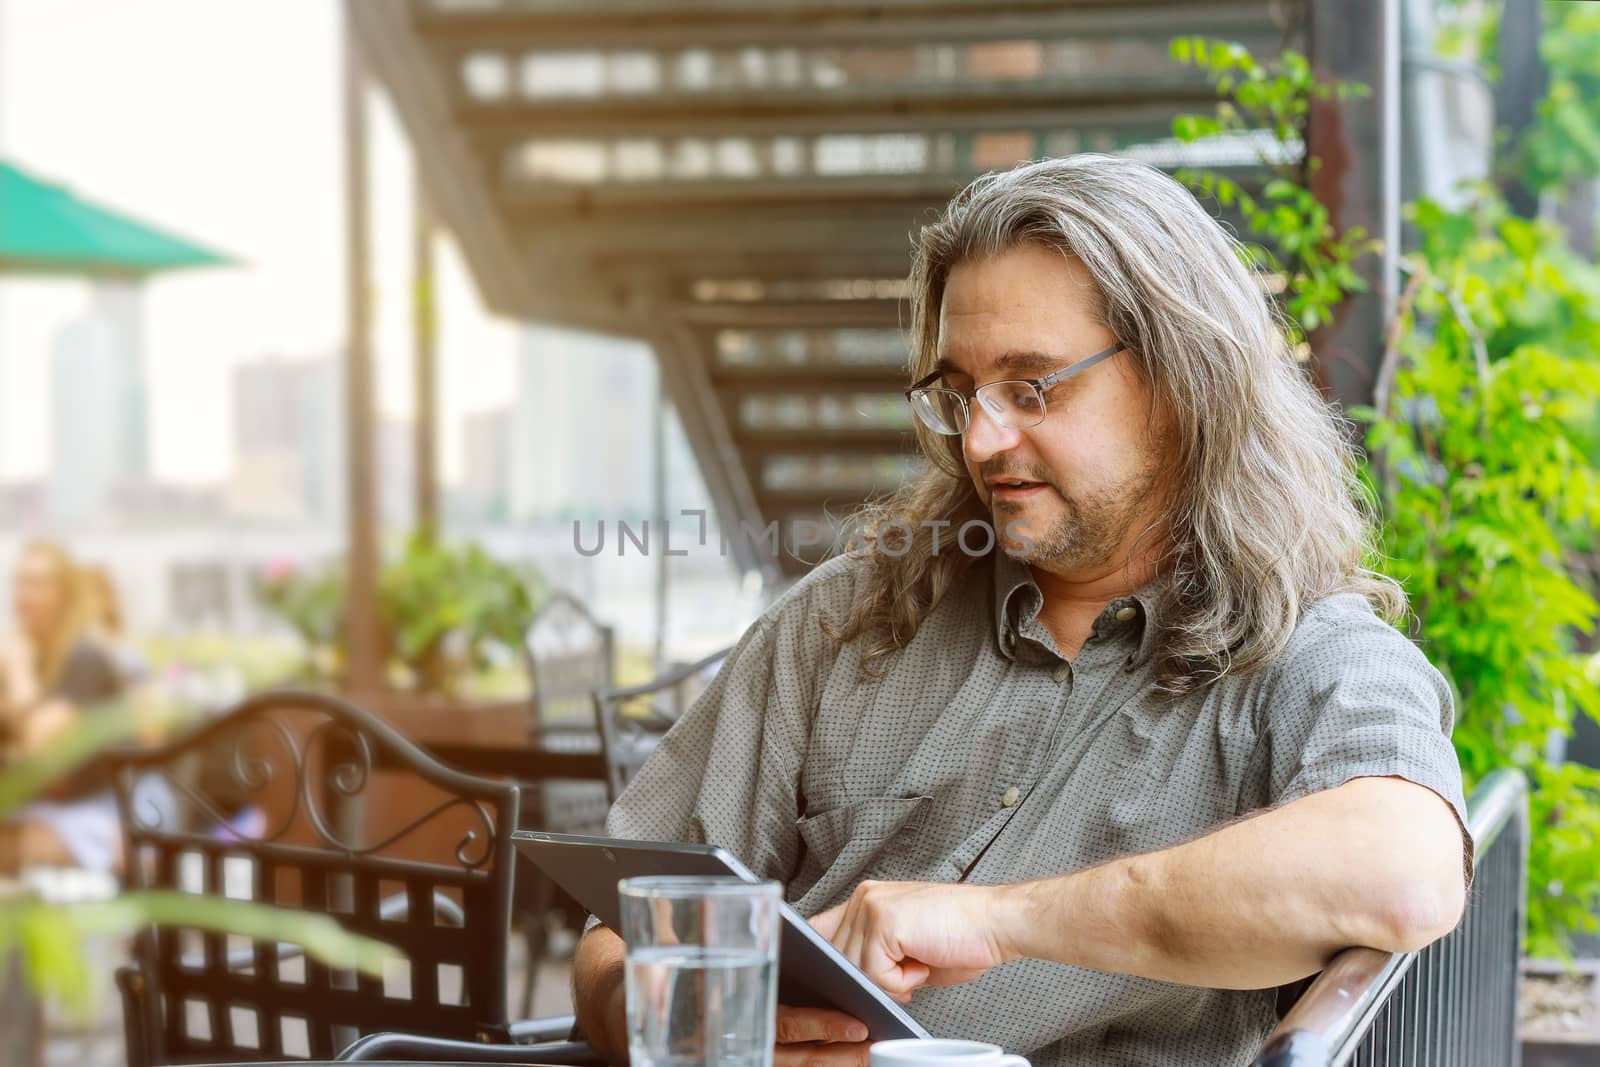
828, 153, 1404, 694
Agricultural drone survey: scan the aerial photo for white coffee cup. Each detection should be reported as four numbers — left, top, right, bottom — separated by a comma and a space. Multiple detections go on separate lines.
870, 1038, 1031, 1067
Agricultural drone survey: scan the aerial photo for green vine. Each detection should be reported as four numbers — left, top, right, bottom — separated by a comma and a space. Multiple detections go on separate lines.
1359, 199, 1600, 958
1169, 37, 1376, 336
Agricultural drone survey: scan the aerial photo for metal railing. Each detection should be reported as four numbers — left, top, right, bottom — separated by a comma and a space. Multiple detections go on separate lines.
1252, 768, 1529, 1066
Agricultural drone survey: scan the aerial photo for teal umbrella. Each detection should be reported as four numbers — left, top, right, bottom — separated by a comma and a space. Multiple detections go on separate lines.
0, 160, 232, 277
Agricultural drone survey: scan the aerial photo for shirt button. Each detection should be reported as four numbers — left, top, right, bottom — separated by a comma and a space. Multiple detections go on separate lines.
1115, 606, 1138, 623
1001, 786, 1020, 808
1051, 663, 1070, 683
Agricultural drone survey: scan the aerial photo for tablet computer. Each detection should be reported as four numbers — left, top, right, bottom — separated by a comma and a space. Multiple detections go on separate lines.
513, 830, 931, 1041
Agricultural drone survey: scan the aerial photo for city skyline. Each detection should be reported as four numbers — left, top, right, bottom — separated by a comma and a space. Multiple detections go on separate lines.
0, 0, 522, 488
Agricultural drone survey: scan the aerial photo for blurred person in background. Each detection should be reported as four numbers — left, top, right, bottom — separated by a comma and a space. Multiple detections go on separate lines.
81, 563, 151, 684
0, 540, 128, 873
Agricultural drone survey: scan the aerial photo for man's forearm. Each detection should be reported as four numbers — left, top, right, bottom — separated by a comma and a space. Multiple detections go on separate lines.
573, 925, 630, 1065
992, 777, 1466, 989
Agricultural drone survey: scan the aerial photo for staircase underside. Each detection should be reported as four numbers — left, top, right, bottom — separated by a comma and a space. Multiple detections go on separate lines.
353, 0, 1305, 582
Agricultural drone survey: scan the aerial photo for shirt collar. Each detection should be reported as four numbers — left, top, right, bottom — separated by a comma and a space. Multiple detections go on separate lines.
989, 550, 1165, 667
991, 551, 1038, 661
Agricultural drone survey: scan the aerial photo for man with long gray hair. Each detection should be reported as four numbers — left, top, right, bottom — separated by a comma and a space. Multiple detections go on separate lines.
574, 154, 1469, 1067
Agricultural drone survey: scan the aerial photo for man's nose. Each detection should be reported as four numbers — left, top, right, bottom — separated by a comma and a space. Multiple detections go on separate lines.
963, 401, 1022, 465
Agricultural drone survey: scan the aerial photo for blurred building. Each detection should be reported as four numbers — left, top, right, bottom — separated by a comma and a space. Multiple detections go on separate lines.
0, 481, 46, 526
459, 406, 512, 520
227, 354, 344, 522
48, 282, 148, 523
508, 324, 656, 522
378, 416, 415, 527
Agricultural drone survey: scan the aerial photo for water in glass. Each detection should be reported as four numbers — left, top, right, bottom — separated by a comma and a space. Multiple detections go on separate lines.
626, 944, 776, 1067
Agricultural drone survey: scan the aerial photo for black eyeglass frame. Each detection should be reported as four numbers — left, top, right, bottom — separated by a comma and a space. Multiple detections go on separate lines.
903, 341, 1127, 436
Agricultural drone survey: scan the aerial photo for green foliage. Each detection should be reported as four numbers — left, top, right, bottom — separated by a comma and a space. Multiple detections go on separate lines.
254, 534, 544, 696
1169, 37, 1376, 336
0, 703, 395, 1017
1520, 4, 1600, 195
1357, 198, 1600, 957
254, 559, 344, 679
379, 534, 544, 695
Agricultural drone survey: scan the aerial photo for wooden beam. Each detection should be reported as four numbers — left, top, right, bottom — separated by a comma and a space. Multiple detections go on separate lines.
736, 429, 917, 456
413, 162, 439, 539
350, 0, 534, 319
415, 0, 1278, 50
343, 3, 383, 696
678, 299, 908, 329
516, 214, 924, 262
1306, 0, 1398, 414
469, 98, 1182, 143
717, 378, 908, 405
712, 363, 912, 384
454, 79, 1222, 138
500, 175, 958, 211
651, 318, 779, 583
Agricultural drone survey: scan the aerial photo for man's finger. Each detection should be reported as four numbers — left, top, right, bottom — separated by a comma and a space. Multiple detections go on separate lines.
925, 967, 989, 987
890, 958, 930, 999
809, 904, 845, 941
774, 1041, 873, 1067
774, 1005, 869, 1045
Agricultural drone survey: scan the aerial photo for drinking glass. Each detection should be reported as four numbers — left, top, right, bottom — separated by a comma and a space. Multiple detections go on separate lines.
619, 876, 781, 1067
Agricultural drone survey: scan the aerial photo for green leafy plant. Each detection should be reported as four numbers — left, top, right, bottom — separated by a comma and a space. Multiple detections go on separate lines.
1, 699, 394, 1017
1169, 36, 1376, 335
254, 557, 345, 680
254, 535, 544, 697
379, 534, 544, 696
1358, 197, 1600, 957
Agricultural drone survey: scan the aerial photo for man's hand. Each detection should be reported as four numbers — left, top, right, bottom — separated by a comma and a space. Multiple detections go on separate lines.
773, 1005, 871, 1067
810, 880, 1016, 1002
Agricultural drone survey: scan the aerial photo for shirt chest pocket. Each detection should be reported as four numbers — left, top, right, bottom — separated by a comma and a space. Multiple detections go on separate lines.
791, 796, 931, 914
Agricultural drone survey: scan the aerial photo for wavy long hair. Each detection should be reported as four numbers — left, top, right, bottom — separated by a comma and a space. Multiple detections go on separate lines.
827, 154, 1403, 695
15, 539, 92, 689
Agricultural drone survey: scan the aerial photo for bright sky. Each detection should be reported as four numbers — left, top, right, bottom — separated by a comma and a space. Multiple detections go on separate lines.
0, 0, 518, 485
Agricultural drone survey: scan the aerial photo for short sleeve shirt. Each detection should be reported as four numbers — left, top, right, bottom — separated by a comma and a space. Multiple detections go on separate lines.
603, 550, 1469, 1067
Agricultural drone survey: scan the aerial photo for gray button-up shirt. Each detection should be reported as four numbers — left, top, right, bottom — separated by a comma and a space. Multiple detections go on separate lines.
604, 550, 1468, 1067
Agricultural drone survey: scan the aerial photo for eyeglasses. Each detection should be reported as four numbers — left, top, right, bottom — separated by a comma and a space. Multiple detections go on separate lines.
904, 342, 1126, 436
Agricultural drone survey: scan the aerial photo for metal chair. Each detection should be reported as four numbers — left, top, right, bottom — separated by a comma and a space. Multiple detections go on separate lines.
335, 653, 734, 1067
107, 688, 541, 1064
525, 592, 616, 734
1250, 768, 1529, 1066
338, 1027, 599, 1064
592, 646, 730, 802
513, 592, 618, 1015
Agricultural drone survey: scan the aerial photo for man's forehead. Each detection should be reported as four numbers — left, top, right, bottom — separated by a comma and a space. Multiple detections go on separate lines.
935, 348, 1069, 379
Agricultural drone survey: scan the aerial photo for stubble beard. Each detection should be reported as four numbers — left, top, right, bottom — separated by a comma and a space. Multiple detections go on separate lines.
994, 456, 1164, 571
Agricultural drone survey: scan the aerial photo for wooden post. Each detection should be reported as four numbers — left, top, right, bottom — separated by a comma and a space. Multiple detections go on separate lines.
413, 163, 439, 540
1307, 0, 1400, 414
343, 3, 382, 696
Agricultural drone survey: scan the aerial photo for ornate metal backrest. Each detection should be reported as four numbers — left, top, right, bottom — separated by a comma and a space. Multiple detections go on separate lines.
592, 647, 729, 801
524, 592, 615, 732
109, 688, 520, 1062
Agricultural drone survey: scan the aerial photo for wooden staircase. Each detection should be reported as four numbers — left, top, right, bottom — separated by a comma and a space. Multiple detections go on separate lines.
352, 0, 1300, 582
